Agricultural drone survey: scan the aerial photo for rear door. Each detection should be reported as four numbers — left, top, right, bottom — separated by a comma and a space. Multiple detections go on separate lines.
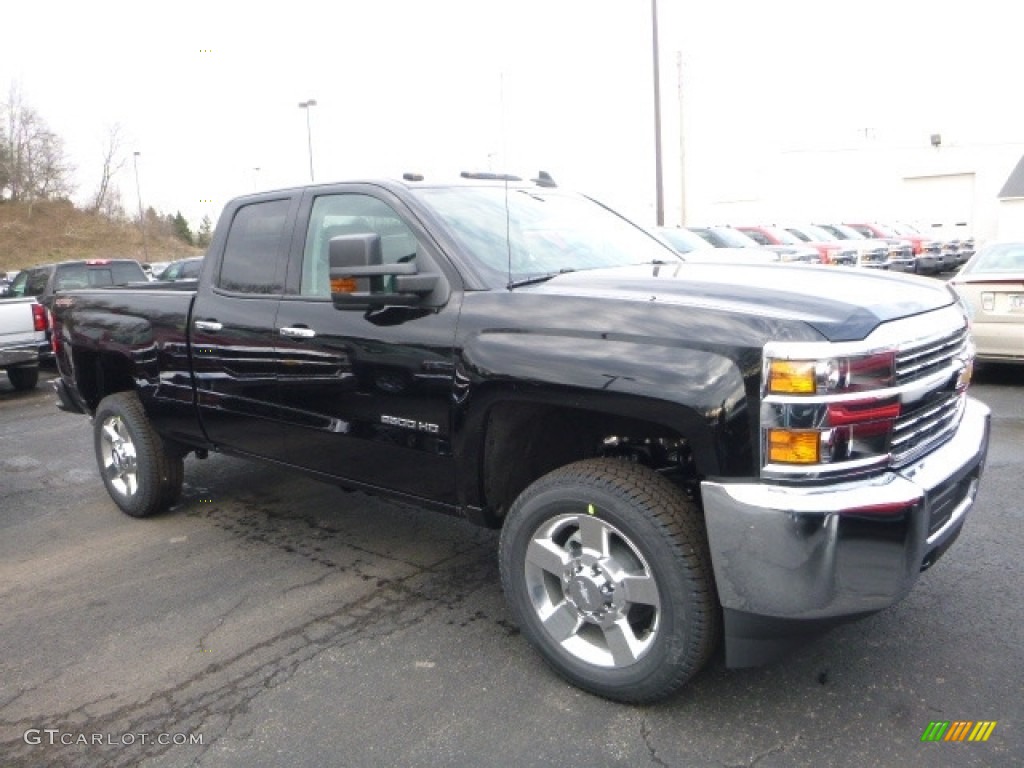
190, 194, 300, 461
271, 184, 462, 503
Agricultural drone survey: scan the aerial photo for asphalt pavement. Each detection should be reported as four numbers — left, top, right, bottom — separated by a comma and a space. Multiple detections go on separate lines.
0, 365, 1020, 767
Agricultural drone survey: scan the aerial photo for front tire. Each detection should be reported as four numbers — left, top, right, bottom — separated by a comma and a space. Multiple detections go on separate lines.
93, 391, 184, 517
499, 458, 719, 703
7, 365, 39, 391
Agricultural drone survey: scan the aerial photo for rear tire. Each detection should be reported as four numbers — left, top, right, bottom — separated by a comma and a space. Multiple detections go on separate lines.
94, 391, 184, 517
499, 458, 719, 703
7, 365, 39, 391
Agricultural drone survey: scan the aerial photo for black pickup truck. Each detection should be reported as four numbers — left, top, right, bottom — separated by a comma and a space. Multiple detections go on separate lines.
51, 175, 990, 703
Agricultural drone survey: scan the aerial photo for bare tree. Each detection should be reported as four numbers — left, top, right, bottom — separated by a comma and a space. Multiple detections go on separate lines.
1, 83, 75, 204
100, 184, 126, 220
91, 123, 127, 214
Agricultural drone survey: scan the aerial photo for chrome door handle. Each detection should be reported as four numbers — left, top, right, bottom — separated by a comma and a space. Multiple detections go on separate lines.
279, 326, 316, 339
194, 320, 223, 332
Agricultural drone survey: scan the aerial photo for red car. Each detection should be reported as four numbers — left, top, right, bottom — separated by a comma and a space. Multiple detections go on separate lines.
735, 225, 841, 264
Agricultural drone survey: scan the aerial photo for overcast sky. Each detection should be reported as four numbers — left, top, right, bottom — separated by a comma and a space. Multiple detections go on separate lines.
3, 0, 1021, 229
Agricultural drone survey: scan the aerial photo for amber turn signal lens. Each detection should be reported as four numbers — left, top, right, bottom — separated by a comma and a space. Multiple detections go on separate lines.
331, 277, 358, 294
767, 429, 820, 464
768, 360, 816, 394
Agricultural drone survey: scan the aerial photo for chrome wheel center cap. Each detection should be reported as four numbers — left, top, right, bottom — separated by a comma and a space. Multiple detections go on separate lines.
566, 567, 613, 615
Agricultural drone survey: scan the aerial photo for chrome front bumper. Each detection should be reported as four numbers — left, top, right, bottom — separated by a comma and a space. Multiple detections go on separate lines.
702, 397, 989, 638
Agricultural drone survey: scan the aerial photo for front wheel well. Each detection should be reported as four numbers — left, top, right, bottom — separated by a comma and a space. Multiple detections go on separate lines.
480, 402, 701, 526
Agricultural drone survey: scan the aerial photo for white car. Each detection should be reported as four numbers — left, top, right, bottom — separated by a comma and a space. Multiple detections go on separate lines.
950, 241, 1024, 364
655, 227, 780, 264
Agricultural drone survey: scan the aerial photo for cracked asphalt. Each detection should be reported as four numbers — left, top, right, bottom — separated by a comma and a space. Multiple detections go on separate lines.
1, 366, 1021, 767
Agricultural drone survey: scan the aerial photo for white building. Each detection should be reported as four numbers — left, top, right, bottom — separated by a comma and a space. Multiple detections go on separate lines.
678, 125, 1024, 246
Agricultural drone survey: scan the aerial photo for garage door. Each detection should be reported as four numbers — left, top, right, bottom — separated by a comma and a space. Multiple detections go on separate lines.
901, 173, 975, 239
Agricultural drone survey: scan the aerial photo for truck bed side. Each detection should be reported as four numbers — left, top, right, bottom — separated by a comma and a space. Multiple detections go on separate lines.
52, 285, 206, 446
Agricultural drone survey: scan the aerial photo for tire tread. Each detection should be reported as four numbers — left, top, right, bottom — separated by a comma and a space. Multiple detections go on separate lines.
499, 457, 720, 703
94, 391, 184, 517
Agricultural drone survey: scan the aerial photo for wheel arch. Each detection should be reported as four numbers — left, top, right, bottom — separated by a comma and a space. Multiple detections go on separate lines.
460, 387, 736, 527
72, 346, 139, 412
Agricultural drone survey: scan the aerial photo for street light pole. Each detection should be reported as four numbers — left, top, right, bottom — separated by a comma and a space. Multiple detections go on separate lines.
651, 0, 665, 226
298, 99, 317, 182
132, 151, 149, 261
677, 51, 687, 226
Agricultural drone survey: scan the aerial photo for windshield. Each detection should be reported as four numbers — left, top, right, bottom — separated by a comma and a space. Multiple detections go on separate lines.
819, 223, 866, 240
707, 227, 761, 248
865, 223, 898, 238
657, 227, 713, 253
413, 186, 679, 286
759, 226, 803, 245
890, 222, 920, 236
799, 224, 837, 242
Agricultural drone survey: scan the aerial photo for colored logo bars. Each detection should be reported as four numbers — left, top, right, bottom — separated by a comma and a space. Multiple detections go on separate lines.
921, 721, 997, 743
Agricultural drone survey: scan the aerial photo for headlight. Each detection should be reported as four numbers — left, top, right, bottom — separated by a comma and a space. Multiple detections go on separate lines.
767, 352, 895, 395
763, 351, 899, 469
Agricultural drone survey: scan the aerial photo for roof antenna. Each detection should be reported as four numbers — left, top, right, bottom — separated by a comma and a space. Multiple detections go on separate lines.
532, 170, 557, 188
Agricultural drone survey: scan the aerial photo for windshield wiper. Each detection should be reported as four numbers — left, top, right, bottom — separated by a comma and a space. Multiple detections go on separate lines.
507, 268, 576, 289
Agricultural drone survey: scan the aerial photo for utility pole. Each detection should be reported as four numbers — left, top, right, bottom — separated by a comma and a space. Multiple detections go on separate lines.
651, 0, 665, 226
677, 51, 687, 226
132, 151, 149, 261
298, 100, 317, 182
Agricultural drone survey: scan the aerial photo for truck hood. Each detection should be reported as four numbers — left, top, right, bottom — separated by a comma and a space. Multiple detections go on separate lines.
527, 262, 957, 342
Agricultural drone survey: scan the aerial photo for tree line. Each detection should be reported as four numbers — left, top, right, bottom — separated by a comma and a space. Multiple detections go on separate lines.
0, 84, 73, 204
1, 83, 210, 248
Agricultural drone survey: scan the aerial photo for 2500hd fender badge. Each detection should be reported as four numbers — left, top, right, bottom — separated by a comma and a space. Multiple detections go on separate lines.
381, 414, 440, 434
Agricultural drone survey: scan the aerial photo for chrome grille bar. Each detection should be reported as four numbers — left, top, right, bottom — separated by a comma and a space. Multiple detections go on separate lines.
896, 328, 967, 384
892, 393, 964, 465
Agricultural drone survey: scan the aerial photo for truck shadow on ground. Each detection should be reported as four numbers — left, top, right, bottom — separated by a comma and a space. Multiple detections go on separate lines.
167, 452, 950, 711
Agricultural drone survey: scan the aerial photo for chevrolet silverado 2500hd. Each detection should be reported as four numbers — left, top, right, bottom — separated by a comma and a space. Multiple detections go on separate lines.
50, 175, 990, 703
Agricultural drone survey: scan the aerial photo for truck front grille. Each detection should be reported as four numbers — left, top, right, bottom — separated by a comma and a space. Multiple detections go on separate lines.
891, 390, 964, 465
895, 326, 969, 385
890, 325, 970, 465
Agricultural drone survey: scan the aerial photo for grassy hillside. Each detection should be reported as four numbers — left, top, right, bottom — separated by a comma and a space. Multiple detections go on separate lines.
0, 200, 202, 273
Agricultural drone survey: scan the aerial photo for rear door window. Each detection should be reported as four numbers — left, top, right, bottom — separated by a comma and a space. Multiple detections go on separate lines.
219, 200, 291, 294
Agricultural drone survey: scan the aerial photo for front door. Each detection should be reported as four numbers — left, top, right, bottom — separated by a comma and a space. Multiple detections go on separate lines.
271, 187, 461, 503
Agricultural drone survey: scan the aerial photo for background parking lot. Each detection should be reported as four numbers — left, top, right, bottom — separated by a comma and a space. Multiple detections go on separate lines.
1, 366, 1020, 767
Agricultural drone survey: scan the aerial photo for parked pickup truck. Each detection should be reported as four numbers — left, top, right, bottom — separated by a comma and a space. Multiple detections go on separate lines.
0, 296, 48, 390
51, 175, 990, 703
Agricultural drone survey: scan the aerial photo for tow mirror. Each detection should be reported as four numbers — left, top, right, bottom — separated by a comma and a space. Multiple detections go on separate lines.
329, 233, 439, 309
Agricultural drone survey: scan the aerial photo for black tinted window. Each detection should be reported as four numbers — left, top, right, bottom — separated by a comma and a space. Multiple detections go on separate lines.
54, 265, 91, 290
20, 269, 50, 296
219, 200, 290, 294
112, 262, 146, 283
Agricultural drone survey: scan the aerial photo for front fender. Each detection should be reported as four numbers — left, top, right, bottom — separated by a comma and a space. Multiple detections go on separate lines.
453, 329, 758, 506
